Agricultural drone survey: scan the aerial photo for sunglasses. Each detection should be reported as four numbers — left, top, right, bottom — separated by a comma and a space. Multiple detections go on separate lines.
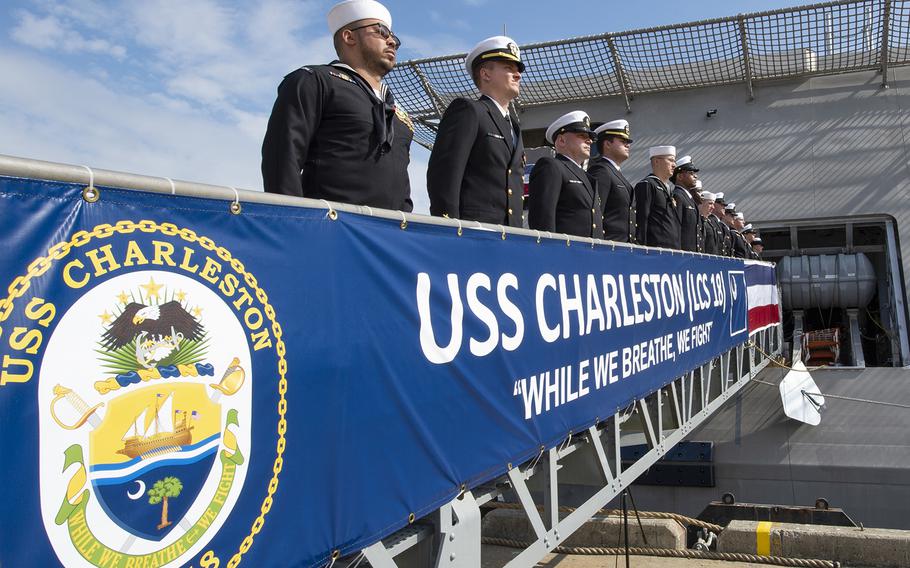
348, 22, 401, 49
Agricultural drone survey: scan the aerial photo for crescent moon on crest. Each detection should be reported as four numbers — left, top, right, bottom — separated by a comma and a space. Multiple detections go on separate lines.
127, 479, 146, 500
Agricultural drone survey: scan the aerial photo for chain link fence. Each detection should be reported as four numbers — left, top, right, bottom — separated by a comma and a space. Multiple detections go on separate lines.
386, 0, 909, 149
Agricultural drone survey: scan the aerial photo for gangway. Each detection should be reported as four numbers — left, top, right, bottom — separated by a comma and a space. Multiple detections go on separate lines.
356, 327, 782, 568
0, 154, 783, 568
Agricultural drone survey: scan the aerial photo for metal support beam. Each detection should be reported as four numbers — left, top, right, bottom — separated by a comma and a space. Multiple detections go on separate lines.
881, 0, 892, 88
507, 467, 547, 539
434, 492, 481, 567
884, 221, 909, 364
606, 35, 633, 112
410, 62, 446, 119
738, 15, 755, 100
369, 325, 784, 568
792, 309, 805, 363
846, 309, 866, 368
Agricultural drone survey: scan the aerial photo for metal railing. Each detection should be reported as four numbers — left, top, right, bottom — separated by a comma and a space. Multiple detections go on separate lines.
387, 0, 910, 149
352, 326, 784, 568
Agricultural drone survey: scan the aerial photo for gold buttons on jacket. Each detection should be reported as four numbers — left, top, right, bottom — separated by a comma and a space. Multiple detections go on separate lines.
508, 188, 513, 196
508, 208, 513, 215
508, 168, 512, 175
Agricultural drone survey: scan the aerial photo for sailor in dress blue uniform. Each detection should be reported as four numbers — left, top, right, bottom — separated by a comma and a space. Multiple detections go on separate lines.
427, 36, 526, 227
261, 0, 413, 211
528, 111, 604, 238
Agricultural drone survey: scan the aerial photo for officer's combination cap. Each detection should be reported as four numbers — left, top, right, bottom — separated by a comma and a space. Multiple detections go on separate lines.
594, 119, 632, 143
545, 111, 595, 144
466, 36, 525, 73
675, 155, 699, 172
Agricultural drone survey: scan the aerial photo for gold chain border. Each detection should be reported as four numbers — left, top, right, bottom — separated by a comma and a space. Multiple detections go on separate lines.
0, 219, 288, 568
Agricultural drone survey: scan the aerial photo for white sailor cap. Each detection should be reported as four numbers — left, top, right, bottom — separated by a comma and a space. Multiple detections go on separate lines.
724, 202, 736, 211
735, 212, 745, 221
699, 191, 716, 202
545, 111, 594, 145
743, 224, 756, 234
649, 145, 676, 158
675, 155, 699, 172
328, 0, 392, 34
694, 180, 703, 190
465, 36, 525, 74
594, 119, 632, 142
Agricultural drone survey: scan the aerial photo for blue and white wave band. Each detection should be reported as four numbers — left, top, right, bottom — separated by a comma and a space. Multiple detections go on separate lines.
90, 433, 221, 485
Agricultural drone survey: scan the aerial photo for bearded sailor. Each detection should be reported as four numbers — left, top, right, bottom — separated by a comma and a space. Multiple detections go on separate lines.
261, 0, 413, 210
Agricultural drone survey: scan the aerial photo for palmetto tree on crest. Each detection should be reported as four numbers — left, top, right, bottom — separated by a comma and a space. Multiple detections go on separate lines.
147, 476, 183, 530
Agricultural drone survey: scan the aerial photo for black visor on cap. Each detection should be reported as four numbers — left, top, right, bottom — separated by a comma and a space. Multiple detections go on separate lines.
676, 164, 699, 172
558, 122, 594, 138
598, 131, 633, 143
475, 50, 526, 72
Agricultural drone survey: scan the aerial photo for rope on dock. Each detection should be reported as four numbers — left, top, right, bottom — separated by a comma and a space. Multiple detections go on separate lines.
482, 536, 840, 567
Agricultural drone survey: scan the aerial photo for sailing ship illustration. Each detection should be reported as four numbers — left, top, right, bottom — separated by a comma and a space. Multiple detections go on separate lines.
118, 393, 194, 460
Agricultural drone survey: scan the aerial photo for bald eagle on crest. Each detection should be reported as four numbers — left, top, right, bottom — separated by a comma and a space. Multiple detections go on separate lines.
102, 300, 205, 352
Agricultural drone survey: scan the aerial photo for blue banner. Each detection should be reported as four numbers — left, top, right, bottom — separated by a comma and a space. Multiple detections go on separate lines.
0, 176, 748, 567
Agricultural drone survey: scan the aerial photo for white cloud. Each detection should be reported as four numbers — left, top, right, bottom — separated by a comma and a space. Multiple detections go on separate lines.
129, 0, 235, 61
0, 0, 440, 204
398, 32, 471, 59
0, 50, 263, 190
11, 11, 126, 58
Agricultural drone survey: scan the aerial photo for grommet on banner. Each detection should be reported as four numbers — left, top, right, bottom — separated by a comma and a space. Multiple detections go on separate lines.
498, 225, 506, 240
80, 165, 99, 203
229, 186, 242, 215
456, 218, 463, 237
325, 549, 340, 568
399, 211, 408, 229
458, 483, 467, 497
164, 177, 176, 195
321, 199, 338, 221
408, 512, 416, 524
535, 231, 541, 244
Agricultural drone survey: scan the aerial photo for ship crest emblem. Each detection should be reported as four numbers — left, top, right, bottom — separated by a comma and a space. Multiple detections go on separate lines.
39, 271, 253, 564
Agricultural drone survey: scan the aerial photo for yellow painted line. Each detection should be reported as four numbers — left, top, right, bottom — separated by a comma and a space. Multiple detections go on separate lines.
756, 521, 773, 556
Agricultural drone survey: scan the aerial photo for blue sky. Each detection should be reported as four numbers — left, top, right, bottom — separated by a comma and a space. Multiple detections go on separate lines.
0, 0, 800, 213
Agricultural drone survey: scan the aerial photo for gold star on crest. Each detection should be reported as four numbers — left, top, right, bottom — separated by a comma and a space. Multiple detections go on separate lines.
192, 306, 203, 317
117, 291, 129, 304
98, 311, 113, 325
176, 290, 187, 302
141, 277, 164, 300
